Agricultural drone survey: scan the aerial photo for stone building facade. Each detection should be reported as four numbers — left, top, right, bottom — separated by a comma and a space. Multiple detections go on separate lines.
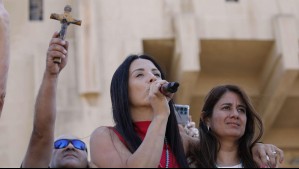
0, 0, 299, 167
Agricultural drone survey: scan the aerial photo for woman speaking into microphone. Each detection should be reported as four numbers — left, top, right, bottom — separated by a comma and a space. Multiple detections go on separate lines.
90, 54, 188, 168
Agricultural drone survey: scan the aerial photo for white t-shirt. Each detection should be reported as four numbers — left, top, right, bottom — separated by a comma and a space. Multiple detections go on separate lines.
216, 163, 243, 168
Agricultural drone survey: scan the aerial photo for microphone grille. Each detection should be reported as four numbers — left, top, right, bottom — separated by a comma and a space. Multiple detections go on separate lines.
167, 82, 180, 93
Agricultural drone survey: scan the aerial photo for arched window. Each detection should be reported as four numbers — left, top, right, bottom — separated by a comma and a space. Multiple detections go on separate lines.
29, 0, 43, 21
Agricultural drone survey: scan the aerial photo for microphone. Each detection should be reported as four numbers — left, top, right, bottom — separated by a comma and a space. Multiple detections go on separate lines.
160, 82, 180, 96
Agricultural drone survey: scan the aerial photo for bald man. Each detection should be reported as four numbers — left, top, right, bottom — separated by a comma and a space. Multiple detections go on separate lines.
50, 135, 89, 168
0, 0, 9, 116
22, 32, 90, 168
50, 135, 88, 168
23, 134, 89, 168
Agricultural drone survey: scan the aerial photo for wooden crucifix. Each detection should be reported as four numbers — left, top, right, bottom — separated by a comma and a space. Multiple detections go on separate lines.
50, 5, 82, 64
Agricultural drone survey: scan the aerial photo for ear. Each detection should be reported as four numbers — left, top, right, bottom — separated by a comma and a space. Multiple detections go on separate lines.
205, 117, 211, 127
201, 111, 211, 127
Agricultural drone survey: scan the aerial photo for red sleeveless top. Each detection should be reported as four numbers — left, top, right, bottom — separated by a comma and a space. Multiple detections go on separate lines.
110, 121, 179, 168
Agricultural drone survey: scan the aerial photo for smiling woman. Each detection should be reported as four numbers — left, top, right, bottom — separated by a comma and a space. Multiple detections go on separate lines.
187, 85, 283, 168
209, 91, 248, 139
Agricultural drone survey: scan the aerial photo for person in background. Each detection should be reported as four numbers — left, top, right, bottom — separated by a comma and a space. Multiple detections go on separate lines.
187, 85, 284, 168
22, 32, 89, 168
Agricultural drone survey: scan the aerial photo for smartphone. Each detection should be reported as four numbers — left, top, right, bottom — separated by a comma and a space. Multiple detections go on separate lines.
174, 104, 190, 126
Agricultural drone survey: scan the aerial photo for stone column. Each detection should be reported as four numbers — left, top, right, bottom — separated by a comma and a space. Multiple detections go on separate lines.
76, 0, 101, 106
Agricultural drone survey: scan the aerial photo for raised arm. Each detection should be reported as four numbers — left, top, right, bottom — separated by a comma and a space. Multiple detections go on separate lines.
22, 32, 69, 168
0, 0, 9, 115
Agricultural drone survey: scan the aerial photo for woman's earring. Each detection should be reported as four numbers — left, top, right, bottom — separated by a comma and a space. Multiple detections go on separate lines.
207, 126, 210, 132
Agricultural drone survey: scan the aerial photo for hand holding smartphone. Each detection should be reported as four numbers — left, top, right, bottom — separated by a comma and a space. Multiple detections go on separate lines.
174, 104, 190, 126
175, 104, 199, 138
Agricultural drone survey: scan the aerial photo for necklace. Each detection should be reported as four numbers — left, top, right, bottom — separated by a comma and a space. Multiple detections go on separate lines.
159, 138, 170, 168
165, 138, 170, 168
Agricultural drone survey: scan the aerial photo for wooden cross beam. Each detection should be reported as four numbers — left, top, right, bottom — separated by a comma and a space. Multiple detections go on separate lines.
50, 5, 82, 64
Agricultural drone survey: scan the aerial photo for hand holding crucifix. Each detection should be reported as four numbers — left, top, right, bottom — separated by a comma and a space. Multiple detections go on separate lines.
50, 5, 82, 64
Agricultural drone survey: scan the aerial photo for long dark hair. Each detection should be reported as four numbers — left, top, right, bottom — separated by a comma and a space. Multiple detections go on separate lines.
188, 85, 263, 168
110, 54, 188, 168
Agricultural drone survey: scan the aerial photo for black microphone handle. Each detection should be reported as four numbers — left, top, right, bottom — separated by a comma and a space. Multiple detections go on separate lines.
161, 82, 180, 95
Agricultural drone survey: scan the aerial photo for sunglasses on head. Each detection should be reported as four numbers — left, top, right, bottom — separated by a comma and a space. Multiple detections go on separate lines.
54, 139, 87, 152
